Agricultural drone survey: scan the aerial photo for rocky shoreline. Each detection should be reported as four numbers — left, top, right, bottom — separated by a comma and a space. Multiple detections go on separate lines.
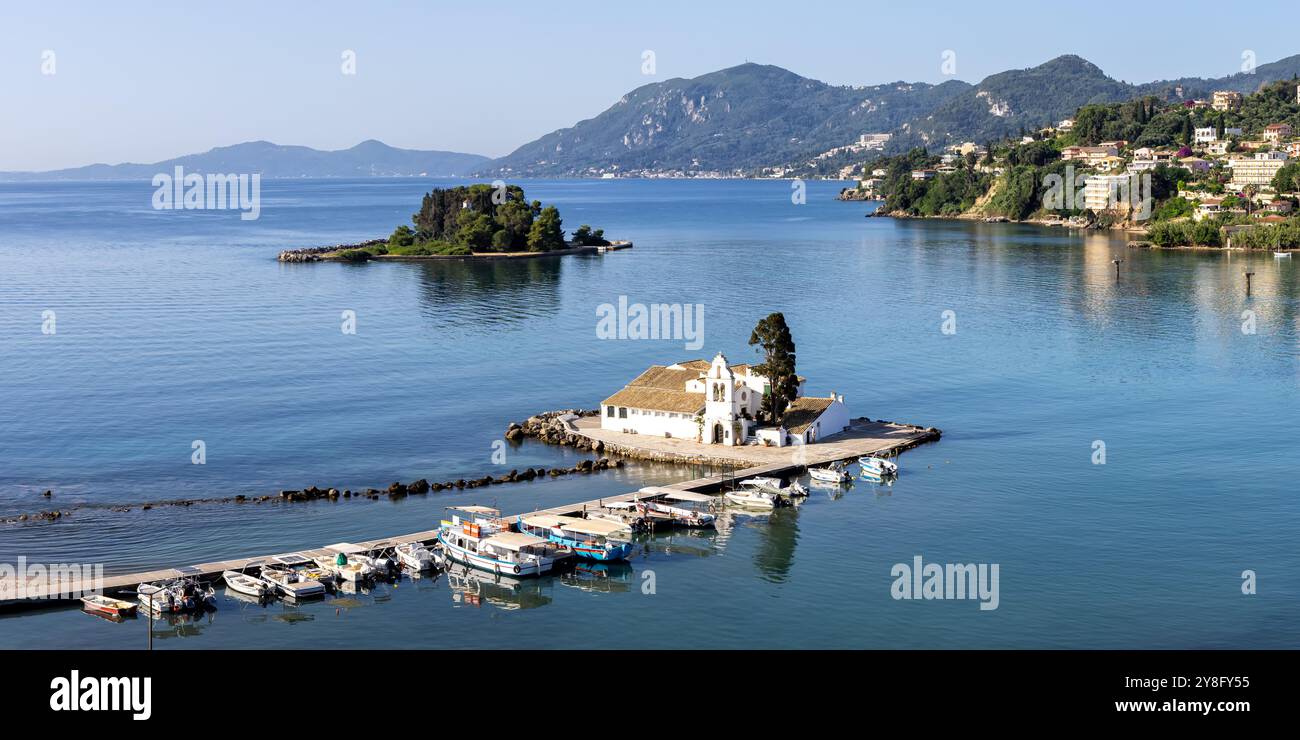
278, 240, 631, 263
277, 239, 387, 263
836, 188, 883, 202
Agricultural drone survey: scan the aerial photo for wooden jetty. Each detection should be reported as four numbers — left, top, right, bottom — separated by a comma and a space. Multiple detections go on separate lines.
0, 421, 937, 611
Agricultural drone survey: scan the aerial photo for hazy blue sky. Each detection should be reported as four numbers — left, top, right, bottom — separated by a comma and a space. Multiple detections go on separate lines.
2, 1, 1295, 170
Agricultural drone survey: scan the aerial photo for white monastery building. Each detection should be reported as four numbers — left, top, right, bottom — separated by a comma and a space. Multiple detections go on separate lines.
600, 353, 850, 447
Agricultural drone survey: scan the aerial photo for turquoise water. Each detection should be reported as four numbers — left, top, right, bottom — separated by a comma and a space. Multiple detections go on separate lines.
2, 178, 1298, 648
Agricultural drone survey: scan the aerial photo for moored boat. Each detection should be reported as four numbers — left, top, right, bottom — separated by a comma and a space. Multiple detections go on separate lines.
312, 554, 372, 583
80, 594, 138, 618
221, 570, 273, 599
808, 465, 850, 483
639, 488, 718, 528
517, 514, 634, 561
261, 554, 328, 598
136, 581, 196, 614
437, 506, 560, 577
858, 456, 899, 476
724, 488, 777, 509
738, 476, 805, 501
395, 542, 436, 571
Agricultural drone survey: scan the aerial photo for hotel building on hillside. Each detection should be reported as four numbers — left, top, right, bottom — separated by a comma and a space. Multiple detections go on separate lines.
600, 353, 850, 447
1212, 90, 1243, 111
1228, 152, 1289, 187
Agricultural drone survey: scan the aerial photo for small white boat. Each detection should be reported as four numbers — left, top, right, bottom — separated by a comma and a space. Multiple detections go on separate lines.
808, 466, 850, 483
859, 456, 899, 476
349, 553, 391, 577
739, 476, 806, 498
312, 554, 373, 583
724, 488, 777, 509
643, 489, 718, 528
395, 542, 435, 571
1274, 251, 1291, 258
222, 570, 272, 598
136, 581, 196, 614
80, 594, 138, 618
261, 554, 329, 598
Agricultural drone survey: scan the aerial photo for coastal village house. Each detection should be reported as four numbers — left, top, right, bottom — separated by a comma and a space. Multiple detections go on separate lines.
600, 354, 850, 447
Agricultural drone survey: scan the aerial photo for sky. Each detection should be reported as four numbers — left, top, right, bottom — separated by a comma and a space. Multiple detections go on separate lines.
1, 0, 1296, 171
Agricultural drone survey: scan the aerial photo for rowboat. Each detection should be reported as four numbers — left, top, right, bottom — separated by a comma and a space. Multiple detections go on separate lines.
1275, 251, 1291, 258
221, 570, 273, 598
437, 506, 561, 577
395, 542, 436, 571
858, 456, 899, 476
80, 594, 137, 618
517, 514, 634, 561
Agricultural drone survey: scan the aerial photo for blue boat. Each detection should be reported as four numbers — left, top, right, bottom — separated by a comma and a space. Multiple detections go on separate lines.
517, 514, 634, 561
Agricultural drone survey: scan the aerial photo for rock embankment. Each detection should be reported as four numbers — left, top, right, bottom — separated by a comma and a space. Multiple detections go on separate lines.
277, 239, 386, 262
506, 409, 603, 451
837, 188, 881, 202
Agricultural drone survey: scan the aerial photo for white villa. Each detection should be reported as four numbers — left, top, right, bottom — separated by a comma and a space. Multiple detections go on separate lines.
600, 353, 850, 447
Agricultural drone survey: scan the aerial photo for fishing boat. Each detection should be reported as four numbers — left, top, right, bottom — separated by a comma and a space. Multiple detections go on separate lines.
858, 456, 899, 476
394, 542, 436, 571
221, 570, 273, 599
437, 506, 560, 577
517, 514, 634, 561
80, 594, 137, 618
808, 465, 850, 483
724, 487, 777, 509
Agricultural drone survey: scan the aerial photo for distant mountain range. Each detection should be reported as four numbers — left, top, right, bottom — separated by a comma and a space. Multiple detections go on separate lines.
483, 64, 969, 177
483, 54, 1300, 176
9, 54, 1300, 182
0, 140, 489, 181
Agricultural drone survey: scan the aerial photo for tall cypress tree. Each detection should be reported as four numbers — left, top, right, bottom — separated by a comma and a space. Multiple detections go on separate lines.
748, 312, 798, 424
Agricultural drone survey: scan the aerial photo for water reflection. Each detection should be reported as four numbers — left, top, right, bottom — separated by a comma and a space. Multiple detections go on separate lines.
752, 506, 800, 584
444, 564, 554, 610
408, 255, 570, 331
560, 561, 634, 594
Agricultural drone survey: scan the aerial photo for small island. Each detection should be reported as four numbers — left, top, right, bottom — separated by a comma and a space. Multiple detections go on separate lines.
279, 183, 629, 262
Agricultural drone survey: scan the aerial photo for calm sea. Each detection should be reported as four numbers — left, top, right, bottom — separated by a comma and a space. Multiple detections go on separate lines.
1, 178, 1298, 648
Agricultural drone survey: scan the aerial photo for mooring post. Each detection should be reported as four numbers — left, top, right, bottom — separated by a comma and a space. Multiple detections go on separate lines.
1112, 258, 1122, 280
1245, 271, 1255, 296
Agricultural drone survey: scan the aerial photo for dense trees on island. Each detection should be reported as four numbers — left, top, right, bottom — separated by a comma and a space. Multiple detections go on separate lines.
339, 184, 609, 259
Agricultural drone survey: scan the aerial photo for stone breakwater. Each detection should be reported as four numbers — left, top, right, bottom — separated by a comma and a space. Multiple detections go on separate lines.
277, 239, 386, 262
2, 452, 622, 525
505, 409, 605, 451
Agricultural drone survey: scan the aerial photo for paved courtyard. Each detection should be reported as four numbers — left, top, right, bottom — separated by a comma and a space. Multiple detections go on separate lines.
573, 416, 938, 467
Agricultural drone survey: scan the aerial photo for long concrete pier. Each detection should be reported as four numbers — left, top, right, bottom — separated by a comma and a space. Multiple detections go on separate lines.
0, 419, 937, 611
